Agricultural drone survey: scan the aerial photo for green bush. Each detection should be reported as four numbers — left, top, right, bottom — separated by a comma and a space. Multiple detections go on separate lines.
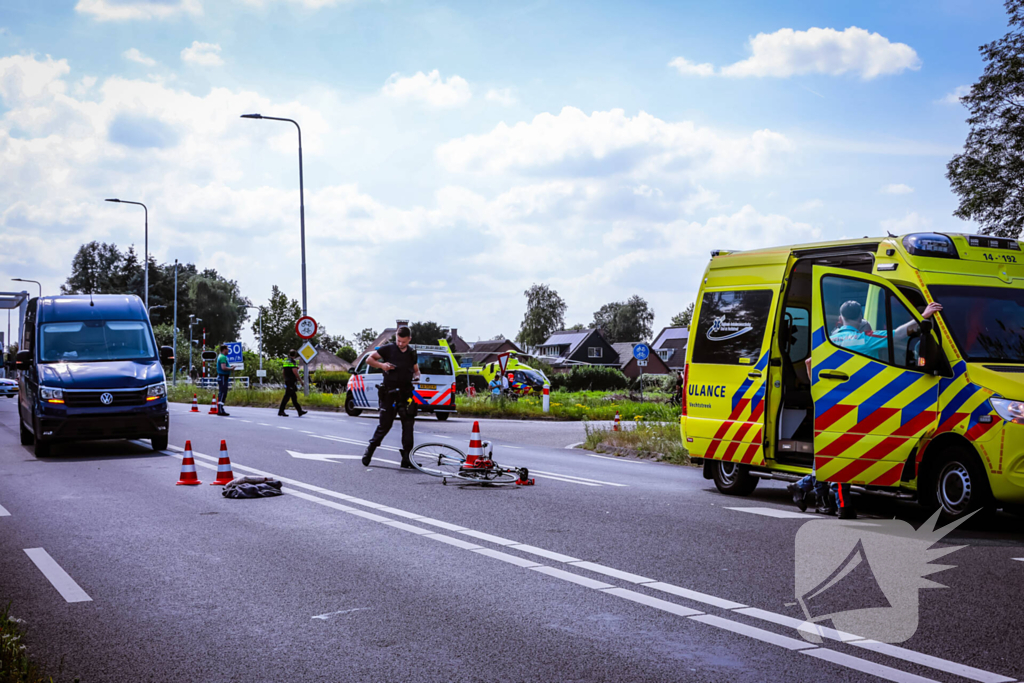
627, 372, 679, 392
550, 366, 628, 392
312, 370, 351, 393
243, 351, 285, 384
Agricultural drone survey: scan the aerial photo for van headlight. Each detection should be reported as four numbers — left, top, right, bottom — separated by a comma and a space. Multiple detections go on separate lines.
147, 382, 166, 400
40, 387, 63, 400
990, 397, 1024, 423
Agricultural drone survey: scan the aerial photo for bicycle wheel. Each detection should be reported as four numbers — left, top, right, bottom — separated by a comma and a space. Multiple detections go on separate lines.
410, 442, 466, 478
454, 466, 519, 485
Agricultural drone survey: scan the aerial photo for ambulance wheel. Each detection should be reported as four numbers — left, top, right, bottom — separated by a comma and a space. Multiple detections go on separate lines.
712, 461, 758, 496
151, 435, 168, 451
436, 412, 449, 421
344, 394, 362, 417
929, 445, 993, 522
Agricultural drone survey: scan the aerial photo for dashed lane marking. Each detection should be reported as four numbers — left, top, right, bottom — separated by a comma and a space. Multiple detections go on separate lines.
0, 502, 9, 517
725, 507, 818, 519
24, 548, 92, 603
158, 444, 1015, 683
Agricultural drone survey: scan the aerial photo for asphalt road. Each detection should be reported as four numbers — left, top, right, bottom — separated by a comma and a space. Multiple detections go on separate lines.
1, 397, 1022, 683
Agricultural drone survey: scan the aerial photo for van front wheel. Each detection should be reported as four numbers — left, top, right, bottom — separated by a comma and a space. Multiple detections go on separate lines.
151, 435, 168, 451
929, 445, 993, 522
712, 460, 759, 496
19, 415, 34, 446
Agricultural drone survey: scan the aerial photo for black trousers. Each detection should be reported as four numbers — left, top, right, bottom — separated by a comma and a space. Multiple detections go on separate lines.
217, 375, 229, 411
368, 396, 414, 456
279, 385, 302, 412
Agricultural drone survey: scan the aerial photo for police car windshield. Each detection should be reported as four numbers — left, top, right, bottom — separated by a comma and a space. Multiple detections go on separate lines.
929, 285, 1024, 363
39, 321, 156, 363
417, 354, 452, 375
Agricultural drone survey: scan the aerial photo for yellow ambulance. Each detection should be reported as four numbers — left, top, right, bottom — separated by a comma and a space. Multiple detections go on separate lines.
682, 232, 1024, 521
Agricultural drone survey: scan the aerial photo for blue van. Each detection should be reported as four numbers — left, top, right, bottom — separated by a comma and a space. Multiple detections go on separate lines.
16, 295, 174, 456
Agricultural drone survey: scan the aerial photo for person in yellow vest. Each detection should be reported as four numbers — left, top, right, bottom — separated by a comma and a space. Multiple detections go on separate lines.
278, 349, 307, 417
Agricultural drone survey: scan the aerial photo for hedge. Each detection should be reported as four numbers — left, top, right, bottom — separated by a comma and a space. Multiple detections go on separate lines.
550, 366, 629, 392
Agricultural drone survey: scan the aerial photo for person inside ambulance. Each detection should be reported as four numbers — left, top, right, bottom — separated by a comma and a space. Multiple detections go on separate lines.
830, 300, 942, 362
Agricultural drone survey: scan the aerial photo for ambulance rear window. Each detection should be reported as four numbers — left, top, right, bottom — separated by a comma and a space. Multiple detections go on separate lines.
692, 290, 774, 365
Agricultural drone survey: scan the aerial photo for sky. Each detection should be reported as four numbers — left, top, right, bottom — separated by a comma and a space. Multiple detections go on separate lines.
0, 0, 1011, 350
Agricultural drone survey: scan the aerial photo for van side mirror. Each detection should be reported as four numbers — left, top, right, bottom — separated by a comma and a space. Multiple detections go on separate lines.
916, 319, 939, 373
160, 346, 175, 364
15, 349, 31, 370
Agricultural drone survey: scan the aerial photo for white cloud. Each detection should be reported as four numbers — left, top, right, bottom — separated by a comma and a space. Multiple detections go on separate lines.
436, 106, 791, 177
238, 0, 358, 7
75, 0, 203, 21
485, 88, 517, 106
881, 212, 930, 234
881, 183, 913, 195
382, 70, 471, 108
939, 85, 971, 104
669, 27, 920, 80
181, 41, 223, 66
667, 57, 714, 77
123, 48, 157, 67
0, 54, 70, 104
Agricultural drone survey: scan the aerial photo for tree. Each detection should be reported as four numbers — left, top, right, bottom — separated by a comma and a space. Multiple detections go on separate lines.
353, 327, 379, 350
253, 285, 304, 358
947, 0, 1024, 236
517, 284, 567, 348
565, 323, 587, 332
410, 321, 446, 345
671, 303, 694, 328
337, 345, 358, 363
592, 295, 655, 343
189, 275, 249, 345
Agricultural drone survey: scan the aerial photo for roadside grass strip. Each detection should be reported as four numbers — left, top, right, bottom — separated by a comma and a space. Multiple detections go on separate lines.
159, 443, 1014, 683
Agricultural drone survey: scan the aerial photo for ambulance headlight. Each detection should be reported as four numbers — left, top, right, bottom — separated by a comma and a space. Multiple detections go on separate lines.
991, 397, 1024, 424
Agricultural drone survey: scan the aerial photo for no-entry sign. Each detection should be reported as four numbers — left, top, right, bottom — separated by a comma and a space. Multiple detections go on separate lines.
295, 316, 318, 340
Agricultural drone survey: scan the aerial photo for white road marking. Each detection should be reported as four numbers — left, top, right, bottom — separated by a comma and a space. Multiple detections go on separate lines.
278, 427, 292, 430
531, 473, 600, 487
505, 445, 522, 449
645, 583, 747, 610
530, 469, 627, 487
312, 608, 368, 620
0, 502, 10, 517
431, 434, 453, 439
848, 641, 1015, 683
568, 561, 653, 584
23, 548, 92, 603
473, 548, 542, 568
508, 544, 580, 563
162, 445, 1016, 683
735, 608, 861, 642
530, 566, 614, 590
565, 442, 584, 449
424, 533, 481, 550
1013, 558, 1024, 562
577, 451, 646, 463
258, 423, 270, 426
726, 507, 818, 519
602, 587, 703, 617
802, 648, 941, 683
287, 450, 362, 462
301, 430, 315, 434
690, 614, 815, 651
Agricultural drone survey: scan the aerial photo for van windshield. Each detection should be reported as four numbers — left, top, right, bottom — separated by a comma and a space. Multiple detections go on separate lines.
417, 354, 452, 376
39, 321, 156, 362
929, 285, 1024, 363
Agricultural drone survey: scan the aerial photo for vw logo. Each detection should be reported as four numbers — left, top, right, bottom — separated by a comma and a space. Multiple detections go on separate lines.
100, 392, 114, 405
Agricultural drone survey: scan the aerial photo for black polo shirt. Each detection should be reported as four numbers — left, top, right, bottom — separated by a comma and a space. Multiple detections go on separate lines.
377, 343, 416, 389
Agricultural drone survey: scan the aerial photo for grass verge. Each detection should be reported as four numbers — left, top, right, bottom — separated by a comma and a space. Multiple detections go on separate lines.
1, 604, 73, 683
168, 384, 681, 422
582, 421, 691, 465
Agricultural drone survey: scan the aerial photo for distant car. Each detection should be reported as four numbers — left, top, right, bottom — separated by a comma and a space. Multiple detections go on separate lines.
0, 377, 17, 398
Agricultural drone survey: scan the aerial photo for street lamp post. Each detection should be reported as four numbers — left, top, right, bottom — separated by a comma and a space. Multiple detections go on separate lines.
240, 113, 309, 396
172, 260, 179, 385
105, 199, 149, 309
243, 305, 264, 385
148, 304, 166, 316
11, 279, 41, 298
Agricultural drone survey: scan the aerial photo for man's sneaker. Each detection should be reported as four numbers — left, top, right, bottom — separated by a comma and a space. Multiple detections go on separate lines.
838, 506, 857, 520
361, 449, 374, 467
787, 483, 808, 512
218, 410, 230, 417
278, 412, 288, 417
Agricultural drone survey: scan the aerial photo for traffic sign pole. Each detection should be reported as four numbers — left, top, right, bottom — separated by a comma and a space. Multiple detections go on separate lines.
632, 343, 651, 404
295, 316, 317, 396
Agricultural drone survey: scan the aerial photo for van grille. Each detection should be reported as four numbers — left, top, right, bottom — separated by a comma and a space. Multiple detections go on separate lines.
64, 389, 148, 408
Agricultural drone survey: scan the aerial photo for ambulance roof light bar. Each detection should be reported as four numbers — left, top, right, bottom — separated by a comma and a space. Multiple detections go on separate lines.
902, 233, 959, 259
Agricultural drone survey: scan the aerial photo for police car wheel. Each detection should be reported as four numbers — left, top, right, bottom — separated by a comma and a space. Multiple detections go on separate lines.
344, 394, 362, 417
932, 447, 992, 521
436, 412, 449, 421
712, 460, 758, 496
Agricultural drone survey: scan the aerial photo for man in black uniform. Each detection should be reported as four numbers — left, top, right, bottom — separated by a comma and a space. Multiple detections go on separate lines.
278, 349, 307, 417
362, 326, 419, 468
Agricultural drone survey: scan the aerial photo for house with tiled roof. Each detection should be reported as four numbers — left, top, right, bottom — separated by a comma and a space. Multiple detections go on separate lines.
651, 326, 688, 370
536, 328, 618, 369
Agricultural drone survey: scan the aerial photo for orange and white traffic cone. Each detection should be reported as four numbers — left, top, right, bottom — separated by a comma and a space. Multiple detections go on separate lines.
613, 411, 621, 432
211, 440, 234, 485
465, 421, 484, 468
176, 441, 202, 486
191, 394, 199, 412
208, 396, 218, 414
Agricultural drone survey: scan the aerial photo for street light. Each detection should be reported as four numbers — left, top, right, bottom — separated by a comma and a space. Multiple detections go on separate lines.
240, 113, 309, 396
148, 304, 166, 316
105, 198, 149, 309
244, 304, 263, 385
11, 278, 41, 298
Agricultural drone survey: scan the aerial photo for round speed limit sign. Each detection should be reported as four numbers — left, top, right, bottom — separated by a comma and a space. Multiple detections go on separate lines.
295, 316, 318, 340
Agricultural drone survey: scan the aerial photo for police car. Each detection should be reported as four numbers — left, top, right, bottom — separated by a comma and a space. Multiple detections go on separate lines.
345, 344, 456, 421
0, 377, 17, 398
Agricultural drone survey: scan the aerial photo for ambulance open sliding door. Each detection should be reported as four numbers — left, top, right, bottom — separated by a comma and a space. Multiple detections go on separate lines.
686, 288, 777, 466
810, 266, 939, 488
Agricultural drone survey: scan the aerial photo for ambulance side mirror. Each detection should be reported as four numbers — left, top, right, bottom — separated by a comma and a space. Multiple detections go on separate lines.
916, 319, 938, 373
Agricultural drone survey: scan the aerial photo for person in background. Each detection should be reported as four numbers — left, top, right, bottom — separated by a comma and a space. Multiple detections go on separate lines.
279, 350, 307, 417
190, 364, 199, 382
216, 344, 232, 416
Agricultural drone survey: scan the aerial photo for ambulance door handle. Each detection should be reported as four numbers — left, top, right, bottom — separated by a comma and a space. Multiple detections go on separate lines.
747, 371, 762, 379
819, 370, 849, 381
